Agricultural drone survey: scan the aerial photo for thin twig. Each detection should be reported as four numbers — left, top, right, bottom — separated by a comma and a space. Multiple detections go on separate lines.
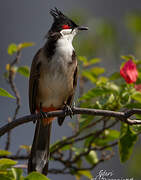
5, 50, 21, 150
5, 117, 12, 150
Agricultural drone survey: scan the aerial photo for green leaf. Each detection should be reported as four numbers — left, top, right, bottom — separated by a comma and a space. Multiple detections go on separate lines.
85, 150, 98, 165
84, 136, 94, 147
79, 88, 105, 101
131, 124, 141, 134
126, 102, 141, 109
137, 72, 141, 81
17, 66, 30, 78
77, 170, 93, 179
109, 72, 121, 80
0, 176, 11, 180
91, 67, 105, 76
84, 58, 101, 67
107, 83, 119, 92
49, 140, 61, 153
135, 114, 141, 120
0, 88, 15, 99
136, 59, 141, 65
60, 144, 71, 151
72, 147, 85, 155
0, 150, 11, 156
7, 43, 17, 55
79, 115, 94, 130
132, 91, 141, 103
18, 42, 35, 50
119, 123, 137, 162
0, 174, 13, 180
80, 85, 118, 101
78, 56, 101, 67
120, 61, 126, 69
121, 55, 135, 61
94, 129, 120, 147
82, 70, 97, 83
97, 76, 108, 84
104, 129, 120, 140
88, 58, 101, 64
11, 168, 23, 180
25, 172, 50, 180
106, 94, 115, 104
0, 158, 17, 170
0, 169, 13, 179
7, 42, 35, 55
78, 56, 88, 64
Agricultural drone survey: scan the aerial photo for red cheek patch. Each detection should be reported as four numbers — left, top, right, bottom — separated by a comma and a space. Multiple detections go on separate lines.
62, 25, 70, 29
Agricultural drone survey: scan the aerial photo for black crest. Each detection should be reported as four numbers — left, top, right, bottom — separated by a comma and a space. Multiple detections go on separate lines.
49, 8, 78, 33
50, 8, 66, 20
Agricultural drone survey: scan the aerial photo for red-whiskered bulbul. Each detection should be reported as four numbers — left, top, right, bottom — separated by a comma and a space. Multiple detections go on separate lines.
28, 8, 88, 175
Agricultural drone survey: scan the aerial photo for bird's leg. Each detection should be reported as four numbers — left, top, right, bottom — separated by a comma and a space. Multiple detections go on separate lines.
39, 102, 48, 119
63, 103, 73, 118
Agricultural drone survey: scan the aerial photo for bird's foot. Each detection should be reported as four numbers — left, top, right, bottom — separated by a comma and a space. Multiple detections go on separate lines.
39, 103, 48, 119
39, 110, 48, 119
63, 104, 73, 118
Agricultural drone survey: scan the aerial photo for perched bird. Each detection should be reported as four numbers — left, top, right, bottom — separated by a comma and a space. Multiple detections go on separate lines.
28, 8, 88, 175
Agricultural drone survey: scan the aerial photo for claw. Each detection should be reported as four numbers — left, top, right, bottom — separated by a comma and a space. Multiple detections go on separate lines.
39, 103, 48, 119
40, 111, 48, 119
63, 104, 73, 118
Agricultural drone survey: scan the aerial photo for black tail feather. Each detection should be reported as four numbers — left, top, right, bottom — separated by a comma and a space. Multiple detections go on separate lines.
28, 120, 52, 175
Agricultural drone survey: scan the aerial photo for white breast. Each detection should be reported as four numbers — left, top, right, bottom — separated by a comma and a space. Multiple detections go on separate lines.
37, 35, 75, 108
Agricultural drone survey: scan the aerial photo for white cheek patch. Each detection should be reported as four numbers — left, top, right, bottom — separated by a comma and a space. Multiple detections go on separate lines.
60, 29, 72, 36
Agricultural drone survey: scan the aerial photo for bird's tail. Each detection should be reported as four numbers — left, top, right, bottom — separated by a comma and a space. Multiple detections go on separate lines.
28, 119, 52, 175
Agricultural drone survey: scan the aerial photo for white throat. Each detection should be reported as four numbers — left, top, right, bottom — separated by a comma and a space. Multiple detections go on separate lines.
55, 29, 77, 60
60, 29, 77, 42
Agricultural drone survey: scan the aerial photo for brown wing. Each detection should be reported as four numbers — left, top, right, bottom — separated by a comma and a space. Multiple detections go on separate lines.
66, 66, 78, 106
57, 65, 78, 126
29, 49, 42, 114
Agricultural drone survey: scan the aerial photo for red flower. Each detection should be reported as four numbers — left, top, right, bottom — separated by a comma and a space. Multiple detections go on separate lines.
120, 60, 138, 84
135, 84, 141, 92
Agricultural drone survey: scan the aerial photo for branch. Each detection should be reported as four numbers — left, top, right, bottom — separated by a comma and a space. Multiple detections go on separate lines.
5, 50, 21, 150
0, 107, 141, 137
9, 50, 21, 122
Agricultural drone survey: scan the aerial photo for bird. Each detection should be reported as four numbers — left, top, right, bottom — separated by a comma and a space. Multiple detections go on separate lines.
28, 7, 88, 175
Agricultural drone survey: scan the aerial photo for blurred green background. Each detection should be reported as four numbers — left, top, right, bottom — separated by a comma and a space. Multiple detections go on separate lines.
72, 10, 141, 180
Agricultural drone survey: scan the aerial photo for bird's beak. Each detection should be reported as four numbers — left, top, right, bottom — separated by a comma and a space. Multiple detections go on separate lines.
78, 26, 88, 31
